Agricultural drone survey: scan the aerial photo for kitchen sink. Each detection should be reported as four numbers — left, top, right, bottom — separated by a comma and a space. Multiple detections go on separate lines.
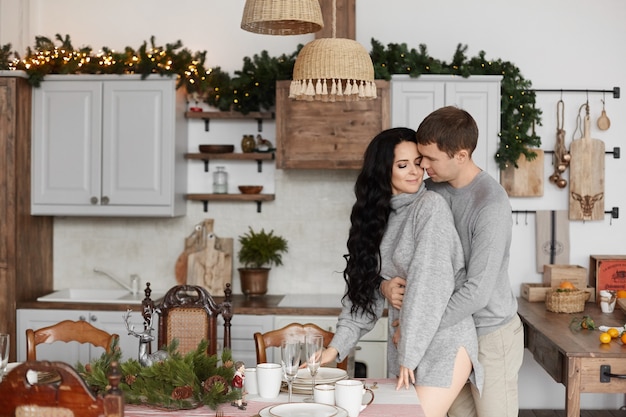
37, 288, 163, 305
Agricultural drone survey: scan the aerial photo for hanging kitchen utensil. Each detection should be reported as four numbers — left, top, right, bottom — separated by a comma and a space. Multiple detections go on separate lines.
549, 99, 569, 189
568, 102, 605, 221
597, 98, 611, 131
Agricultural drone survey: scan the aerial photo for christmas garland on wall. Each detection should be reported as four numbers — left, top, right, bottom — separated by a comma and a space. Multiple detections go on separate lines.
0, 34, 541, 169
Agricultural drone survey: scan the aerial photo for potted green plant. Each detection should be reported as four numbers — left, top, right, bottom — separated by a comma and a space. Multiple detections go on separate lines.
237, 227, 288, 297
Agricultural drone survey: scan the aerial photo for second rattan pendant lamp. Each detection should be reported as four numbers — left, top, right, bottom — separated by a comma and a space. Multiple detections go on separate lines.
289, 0, 376, 102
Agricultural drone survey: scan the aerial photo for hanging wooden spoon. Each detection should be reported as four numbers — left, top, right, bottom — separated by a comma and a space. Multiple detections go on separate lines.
597, 99, 611, 131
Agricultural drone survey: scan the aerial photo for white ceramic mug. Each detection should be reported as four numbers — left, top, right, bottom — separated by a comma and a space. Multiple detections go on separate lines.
335, 379, 375, 417
256, 363, 283, 399
314, 383, 335, 405
244, 367, 258, 395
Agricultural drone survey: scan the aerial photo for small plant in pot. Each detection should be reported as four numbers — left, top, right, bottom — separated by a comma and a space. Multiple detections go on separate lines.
237, 227, 288, 297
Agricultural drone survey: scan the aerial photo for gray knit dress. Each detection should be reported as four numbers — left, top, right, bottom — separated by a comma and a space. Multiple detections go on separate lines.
331, 184, 483, 392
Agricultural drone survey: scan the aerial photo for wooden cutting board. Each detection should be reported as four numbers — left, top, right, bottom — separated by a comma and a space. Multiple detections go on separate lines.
500, 149, 544, 197
568, 114, 605, 220
186, 235, 233, 295
174, 219, 214, 284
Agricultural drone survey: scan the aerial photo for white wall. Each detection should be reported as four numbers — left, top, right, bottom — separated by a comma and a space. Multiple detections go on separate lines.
2, 0, 626, 409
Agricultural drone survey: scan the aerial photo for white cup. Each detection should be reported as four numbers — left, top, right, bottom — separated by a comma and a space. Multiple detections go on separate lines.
314, 384, 335, 405
335, 379, 375, 417
256, 363, 283, 399
600, 290, 617, 313
244, 367, 258, 395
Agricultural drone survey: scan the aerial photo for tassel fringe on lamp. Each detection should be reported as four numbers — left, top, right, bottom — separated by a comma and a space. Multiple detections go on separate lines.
241, 0, 324, 35
289, 0, 376, 102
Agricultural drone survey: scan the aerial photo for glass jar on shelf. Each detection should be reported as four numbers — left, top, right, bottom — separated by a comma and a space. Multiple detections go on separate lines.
212, 166, 228, 194
241, 134, 256, 153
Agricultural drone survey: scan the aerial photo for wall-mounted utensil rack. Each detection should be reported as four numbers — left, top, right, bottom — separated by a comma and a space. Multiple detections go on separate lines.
511, 208, 620, 226
528, 87, 620, 99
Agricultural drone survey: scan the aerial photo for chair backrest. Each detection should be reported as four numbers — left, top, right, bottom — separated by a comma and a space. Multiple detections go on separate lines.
254, 323, 349, 370
143, 283, 232, 355
26, 320, 119, 361
0, 361, 110, 417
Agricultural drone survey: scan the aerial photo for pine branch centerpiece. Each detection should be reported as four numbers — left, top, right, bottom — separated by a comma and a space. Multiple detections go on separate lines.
77, 339, 239, 410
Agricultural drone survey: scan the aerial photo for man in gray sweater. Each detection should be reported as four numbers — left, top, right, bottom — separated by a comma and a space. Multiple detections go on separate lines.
381, 106, 524, 417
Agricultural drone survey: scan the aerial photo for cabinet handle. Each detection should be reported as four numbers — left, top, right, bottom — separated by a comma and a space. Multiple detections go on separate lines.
90, 314, 98, 322
101, 196, 109, 205
90, 197, 98, 205
79, 315, 87, 321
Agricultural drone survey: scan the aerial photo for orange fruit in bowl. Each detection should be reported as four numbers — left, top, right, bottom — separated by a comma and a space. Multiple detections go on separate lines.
599, 332, 612, 344
616, 290, 626, 299
559, 281, 576, 290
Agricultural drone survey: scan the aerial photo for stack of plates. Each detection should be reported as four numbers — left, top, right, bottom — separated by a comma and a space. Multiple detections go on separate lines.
259, 402, 348, 417
285, 368, 347, 394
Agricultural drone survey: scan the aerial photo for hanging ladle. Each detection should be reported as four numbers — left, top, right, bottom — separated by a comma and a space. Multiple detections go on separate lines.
597, 99, 611, 131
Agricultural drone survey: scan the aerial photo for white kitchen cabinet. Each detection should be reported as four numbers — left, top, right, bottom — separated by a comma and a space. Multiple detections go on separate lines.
217, 314, 275, 369
391, 74, 502, 180
31, 75, 187, 217
274, 315, 388, 379
16, 308, 156, 364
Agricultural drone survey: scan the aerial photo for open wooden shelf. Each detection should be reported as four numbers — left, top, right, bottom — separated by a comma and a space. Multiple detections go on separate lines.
185, 111, 275, 132
185, 152, 275, 172
185, 193, 275, 213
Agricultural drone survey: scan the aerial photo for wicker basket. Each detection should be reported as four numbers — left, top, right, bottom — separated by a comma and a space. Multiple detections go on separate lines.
545, 289, 591, 313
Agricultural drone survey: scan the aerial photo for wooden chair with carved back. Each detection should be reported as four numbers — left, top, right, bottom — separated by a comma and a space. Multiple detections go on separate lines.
254, 322, 349, 370
141, 282, 232, 355
26, 320, 119, 361
0, 361, 120, 417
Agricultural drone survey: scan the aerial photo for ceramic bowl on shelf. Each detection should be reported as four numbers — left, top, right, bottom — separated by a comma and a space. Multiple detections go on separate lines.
198, 144, 234, 153
238, 185, 263, 194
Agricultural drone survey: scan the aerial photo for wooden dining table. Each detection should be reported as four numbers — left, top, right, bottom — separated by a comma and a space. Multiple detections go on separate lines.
517, 297, 626, 417
124, 378, 424, 417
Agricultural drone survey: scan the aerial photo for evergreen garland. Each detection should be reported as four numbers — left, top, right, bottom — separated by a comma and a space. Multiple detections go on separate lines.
77, 339, 239, 410
0, 34, 541, 169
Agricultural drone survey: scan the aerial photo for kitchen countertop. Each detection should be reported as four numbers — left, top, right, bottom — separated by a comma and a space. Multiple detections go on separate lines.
17, 294, 359, 316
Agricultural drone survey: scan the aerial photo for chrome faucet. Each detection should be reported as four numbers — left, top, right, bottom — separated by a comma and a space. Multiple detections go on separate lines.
93, 268, 140, 295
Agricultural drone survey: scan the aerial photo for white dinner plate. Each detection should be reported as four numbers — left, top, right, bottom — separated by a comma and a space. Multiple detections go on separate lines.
259, 404, 347, 417
269, 402, 338, 417
294, 368, 347, 385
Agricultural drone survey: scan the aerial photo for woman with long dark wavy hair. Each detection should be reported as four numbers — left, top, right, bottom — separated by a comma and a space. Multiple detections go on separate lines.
321, 127, 483, 417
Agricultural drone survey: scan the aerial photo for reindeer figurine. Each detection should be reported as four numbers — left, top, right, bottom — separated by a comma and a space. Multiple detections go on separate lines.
123, 309, 168, 367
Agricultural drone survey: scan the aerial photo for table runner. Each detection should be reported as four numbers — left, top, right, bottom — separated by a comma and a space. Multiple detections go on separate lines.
125, 379, 424, 417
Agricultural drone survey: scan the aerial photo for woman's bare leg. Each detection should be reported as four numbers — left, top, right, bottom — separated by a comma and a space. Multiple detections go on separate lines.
415, 347, 473, 417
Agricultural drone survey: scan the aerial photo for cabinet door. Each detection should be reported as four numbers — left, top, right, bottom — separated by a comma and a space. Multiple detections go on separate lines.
102, 80, 174, 206
16, 309, 91, 364
444, 80, 501, 180
218, 315, 274, 368
391, 79, 445, 128
32, 81, 102, 207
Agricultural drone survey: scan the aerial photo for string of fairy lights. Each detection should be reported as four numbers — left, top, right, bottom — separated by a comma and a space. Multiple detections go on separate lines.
0, 35, 541, 169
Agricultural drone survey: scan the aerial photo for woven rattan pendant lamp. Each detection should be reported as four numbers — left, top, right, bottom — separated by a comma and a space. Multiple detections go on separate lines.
241, 0, 324, 35
289, 0, 375, 102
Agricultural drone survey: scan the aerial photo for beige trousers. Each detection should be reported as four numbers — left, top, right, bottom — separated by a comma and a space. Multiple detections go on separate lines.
448, 314, 525, 417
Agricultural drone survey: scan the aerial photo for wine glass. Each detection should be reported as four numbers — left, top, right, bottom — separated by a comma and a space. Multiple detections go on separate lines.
303, 334, 324, 402
281, 340, 301, 403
